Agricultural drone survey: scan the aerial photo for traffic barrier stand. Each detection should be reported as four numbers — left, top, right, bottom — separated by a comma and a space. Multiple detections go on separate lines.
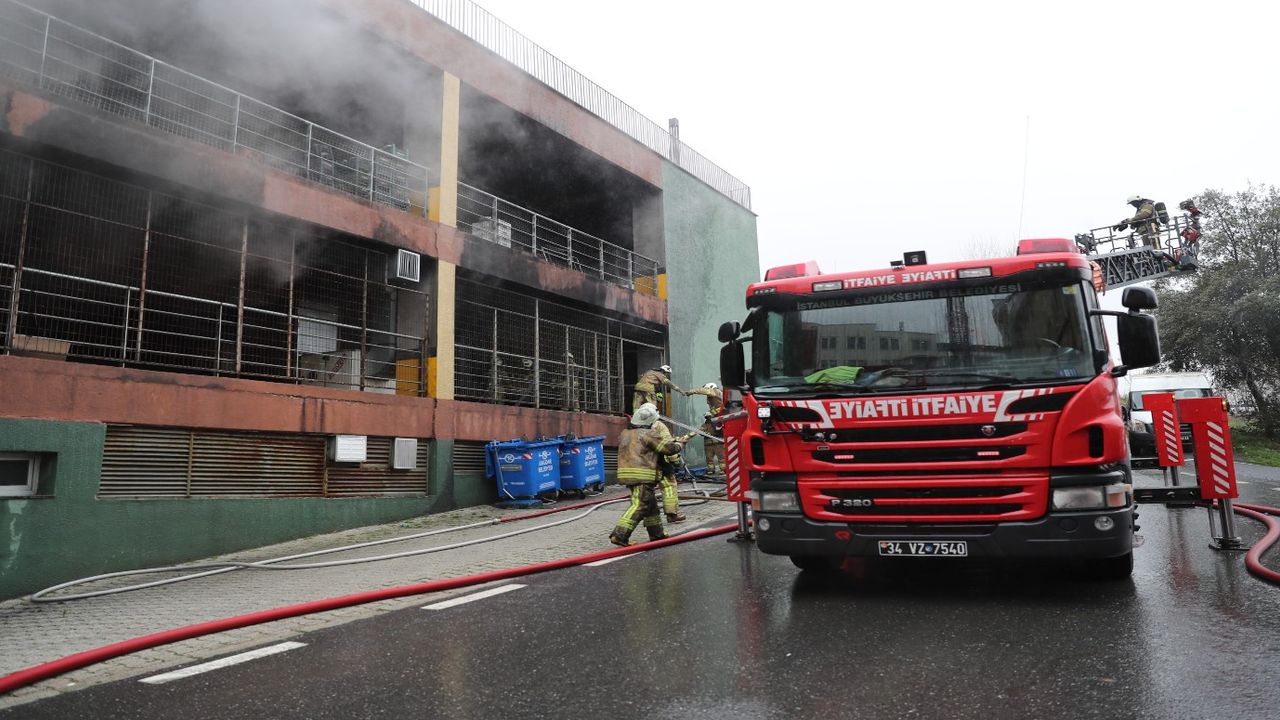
1179, 396, 1244, 551
717, 408, 753, 542
1145, 392, 1186, 485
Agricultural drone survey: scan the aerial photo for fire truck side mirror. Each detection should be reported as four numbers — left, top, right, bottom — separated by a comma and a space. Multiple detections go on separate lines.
1115, 313, 1160, 372
1120, 286, 1158, 311
718, 321, 741, 343
720, 341, 746, 389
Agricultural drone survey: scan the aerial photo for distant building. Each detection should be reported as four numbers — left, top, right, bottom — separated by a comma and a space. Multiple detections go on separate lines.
0, 0, 758, 597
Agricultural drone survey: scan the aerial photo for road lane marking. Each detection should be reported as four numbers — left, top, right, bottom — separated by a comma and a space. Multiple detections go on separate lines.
140, 642, 306, 684
422, 584, 526, 610
585, 554, 639, 567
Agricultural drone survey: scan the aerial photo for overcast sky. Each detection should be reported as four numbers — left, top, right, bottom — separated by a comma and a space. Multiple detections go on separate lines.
471, 0, 1277, 278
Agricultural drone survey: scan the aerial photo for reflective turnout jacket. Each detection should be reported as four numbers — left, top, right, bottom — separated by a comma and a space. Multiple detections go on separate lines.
634, 368, 677, 395
685, 386, 724, 415
617, 424, 682, 485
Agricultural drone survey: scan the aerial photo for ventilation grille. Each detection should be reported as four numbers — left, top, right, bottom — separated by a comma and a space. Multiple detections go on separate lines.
100, 426, 428, 499
395, 249, 421, 282
393, 438, 419, 470
452, 441, 489, 474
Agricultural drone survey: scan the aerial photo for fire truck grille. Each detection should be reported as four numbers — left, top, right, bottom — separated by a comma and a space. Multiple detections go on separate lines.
813, 446, 1026, 463
804, 423, 1027, 443
805, 476, 1046, 522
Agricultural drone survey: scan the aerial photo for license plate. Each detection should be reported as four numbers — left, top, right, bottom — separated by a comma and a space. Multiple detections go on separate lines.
878, 540, 968, 557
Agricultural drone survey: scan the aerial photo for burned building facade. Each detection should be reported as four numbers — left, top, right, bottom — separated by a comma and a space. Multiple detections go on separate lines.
0, 0, 759, 597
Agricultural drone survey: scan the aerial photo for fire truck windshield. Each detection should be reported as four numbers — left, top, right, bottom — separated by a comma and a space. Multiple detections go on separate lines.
752, 279, 1098, 395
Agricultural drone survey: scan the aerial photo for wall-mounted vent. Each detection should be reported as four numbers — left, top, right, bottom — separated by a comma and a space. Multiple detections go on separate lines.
330, 435, 368, 463
471, 218, 512, 247
395, 249, 421, 283
393, 438, 419, 470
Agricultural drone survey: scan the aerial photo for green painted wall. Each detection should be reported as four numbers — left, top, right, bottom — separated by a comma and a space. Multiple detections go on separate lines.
661, 163, 759, 465
0, 418, 465, 600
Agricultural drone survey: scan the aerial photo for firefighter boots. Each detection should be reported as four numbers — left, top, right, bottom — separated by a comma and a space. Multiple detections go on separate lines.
647, 525, 669, 542
666, 512, 686, 523
609, 529, 637, 547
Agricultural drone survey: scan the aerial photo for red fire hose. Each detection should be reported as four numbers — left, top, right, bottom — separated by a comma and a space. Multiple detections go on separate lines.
1232, 502, 1280, 586
0, 523, 736, 696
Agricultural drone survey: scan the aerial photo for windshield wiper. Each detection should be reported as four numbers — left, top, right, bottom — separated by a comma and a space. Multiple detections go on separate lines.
804, 382, 871, 394
883, 370, 1022, 389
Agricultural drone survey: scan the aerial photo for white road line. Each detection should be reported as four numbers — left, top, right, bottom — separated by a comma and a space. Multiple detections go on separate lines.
584, 554, 638, 567
140, 641, 306, 685
421, 584, 526, 610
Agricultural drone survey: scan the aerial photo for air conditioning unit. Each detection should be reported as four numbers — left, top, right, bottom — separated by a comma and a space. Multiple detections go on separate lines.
392, 438, 419, 470
298, 350, 361, 389
471, 218, 512, 248
330, 435, 367, 463
395, 249, 421, 283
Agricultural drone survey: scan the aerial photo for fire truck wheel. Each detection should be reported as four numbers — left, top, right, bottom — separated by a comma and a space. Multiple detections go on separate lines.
789, 555, 841, 573
1087, 551, 1134, 581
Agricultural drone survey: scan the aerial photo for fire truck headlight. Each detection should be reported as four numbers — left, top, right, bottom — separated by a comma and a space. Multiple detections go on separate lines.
1052, 487, 1106, 510
758, 491, 802, 513
756, 406, 772, 419
1052, 483, 1131, 511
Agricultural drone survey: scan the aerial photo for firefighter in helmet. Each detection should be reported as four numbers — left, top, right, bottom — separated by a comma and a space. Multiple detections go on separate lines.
632, 363, 685, 412
610, 403, 684, 546
685, 381, 726, 475
1114, 195, 1160, 250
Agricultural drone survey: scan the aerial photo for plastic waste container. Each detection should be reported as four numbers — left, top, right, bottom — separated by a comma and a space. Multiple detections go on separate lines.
485, 438, 561, 506
558, 435, 606, 497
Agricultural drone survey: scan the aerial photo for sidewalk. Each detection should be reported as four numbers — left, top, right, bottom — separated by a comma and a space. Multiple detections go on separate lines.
0, 483, 738, 708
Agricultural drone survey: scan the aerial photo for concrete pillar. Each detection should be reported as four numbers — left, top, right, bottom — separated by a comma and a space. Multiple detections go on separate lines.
435, 72, 461, 228
432, 260, 456, 400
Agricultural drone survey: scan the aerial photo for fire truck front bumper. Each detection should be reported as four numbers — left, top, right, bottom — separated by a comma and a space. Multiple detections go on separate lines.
753, 506, 1135, 560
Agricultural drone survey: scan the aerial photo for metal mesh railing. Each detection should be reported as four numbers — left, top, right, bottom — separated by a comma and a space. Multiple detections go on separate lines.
409, 0, 752, 210
0, 147, 430, 395
457, 181, 659, 294
454, 278, 665, 412
0, 0, 431, 216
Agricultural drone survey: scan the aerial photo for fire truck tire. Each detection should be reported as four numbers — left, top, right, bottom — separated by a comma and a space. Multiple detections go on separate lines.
790, 555, 840, 573
1088, 551, 1134, 581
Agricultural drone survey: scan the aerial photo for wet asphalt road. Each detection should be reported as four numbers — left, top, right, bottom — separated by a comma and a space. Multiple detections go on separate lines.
6, 463, 1280, 720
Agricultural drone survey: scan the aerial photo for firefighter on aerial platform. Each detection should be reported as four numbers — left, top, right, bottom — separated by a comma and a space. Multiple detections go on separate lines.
632, 364, 685, 412
1114, 195, 1161, 249
609, 403, 684, 547
1116, 195, 1184, 270
685, 382, 726, 475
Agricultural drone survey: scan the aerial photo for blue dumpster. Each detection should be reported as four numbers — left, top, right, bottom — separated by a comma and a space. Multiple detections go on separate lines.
559, 435, 606, 496
485, 438, 561, 506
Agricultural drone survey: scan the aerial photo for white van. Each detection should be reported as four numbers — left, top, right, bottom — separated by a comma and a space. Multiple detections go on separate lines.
1125, 371, 1216, 454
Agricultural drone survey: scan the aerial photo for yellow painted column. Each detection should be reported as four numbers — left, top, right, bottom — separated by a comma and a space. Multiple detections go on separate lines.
433, 261, 456, 399
437, 73, 460, 228
430, 73, 460, 399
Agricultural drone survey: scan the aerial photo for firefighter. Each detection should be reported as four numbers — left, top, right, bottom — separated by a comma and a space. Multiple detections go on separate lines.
632, 364, 685, 412
652, 416, 693, 523
609, 403, 684, 546
685, 382, 726, 475
1113, 195, 1160, 250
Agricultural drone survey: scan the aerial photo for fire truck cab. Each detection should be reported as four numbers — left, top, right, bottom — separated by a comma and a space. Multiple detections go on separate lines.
718, 240, 1161, 579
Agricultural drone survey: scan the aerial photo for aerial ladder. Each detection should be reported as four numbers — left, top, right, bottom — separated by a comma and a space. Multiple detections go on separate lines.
1073, 199, 1204, 290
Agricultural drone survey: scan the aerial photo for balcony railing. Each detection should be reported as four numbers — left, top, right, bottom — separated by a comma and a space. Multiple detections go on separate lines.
457, 182, 660, 295
409, 0, 752, 210
0, 0, 431, 217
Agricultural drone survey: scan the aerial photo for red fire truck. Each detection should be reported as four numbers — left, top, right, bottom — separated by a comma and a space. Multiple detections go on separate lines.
716, 239, 1161, 579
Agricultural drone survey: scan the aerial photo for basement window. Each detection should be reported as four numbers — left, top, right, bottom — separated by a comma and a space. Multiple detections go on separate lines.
0, 454, 40, 498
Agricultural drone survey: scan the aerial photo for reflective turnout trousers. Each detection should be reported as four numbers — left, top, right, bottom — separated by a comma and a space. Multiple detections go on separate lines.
658, 461, 679, 515
611, 482, 665, 542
